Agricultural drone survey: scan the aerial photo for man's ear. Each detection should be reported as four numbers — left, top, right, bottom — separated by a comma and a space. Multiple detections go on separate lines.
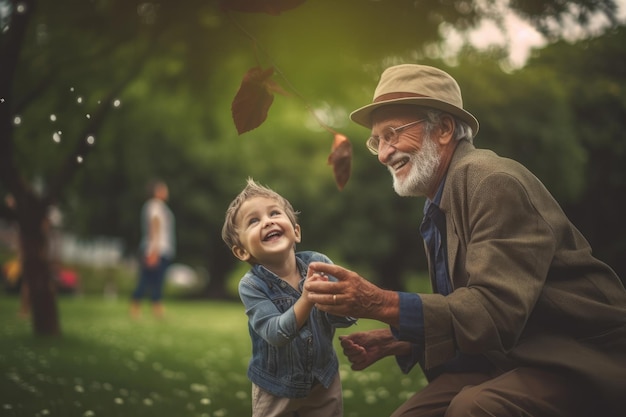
294, 224, 302, 243
438, 115, 455, 145
232, 245, 250, 262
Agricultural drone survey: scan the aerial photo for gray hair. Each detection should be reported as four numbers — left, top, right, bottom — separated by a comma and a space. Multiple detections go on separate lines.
422, 109, 474, 144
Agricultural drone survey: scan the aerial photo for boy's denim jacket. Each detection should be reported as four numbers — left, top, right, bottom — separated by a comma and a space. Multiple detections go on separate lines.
238, 251, 357, 398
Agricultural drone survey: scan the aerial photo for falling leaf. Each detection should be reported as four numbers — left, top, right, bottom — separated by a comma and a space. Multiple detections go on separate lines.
327, 133, 352, 190
231, 66, 285, 135
219, 0, 307, 15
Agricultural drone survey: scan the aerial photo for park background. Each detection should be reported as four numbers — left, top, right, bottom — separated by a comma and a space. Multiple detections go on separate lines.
1, 0, 626, 415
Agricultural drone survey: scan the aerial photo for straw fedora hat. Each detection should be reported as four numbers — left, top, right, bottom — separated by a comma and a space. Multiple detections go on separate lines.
350, 64, 479, 136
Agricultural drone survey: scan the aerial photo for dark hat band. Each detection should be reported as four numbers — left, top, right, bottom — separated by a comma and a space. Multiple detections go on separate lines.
374, 92, 429, 102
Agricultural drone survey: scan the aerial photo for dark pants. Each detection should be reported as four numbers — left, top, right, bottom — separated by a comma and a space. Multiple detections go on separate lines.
390, 367, 595, 417
131, 256, 171, 302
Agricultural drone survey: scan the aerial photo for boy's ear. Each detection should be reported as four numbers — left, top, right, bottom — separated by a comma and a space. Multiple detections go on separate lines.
294, 224, 302, 243
232, 245, 250, 262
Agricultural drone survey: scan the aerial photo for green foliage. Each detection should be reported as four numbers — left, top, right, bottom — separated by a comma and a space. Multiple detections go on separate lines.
7, 0, 626, 301
527, 27, 626, 279
0, 296, 426, 417
454, 60, 587, 203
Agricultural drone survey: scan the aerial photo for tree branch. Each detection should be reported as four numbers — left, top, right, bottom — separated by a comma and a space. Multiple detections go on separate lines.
44, 37, 159, 206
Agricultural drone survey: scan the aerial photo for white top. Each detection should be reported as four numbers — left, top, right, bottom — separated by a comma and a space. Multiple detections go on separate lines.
140, 198, 175, 258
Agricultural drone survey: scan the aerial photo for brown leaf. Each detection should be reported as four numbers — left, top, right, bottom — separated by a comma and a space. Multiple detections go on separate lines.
327, 134, 352, 190
231, 66, 278, 135
220, 0, 307, 15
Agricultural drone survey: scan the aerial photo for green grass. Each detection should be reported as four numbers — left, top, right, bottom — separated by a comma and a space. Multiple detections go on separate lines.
0, 295, 427, 417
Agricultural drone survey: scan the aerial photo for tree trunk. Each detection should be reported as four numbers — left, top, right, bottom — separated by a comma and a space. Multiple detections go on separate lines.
19, 200, 61, 337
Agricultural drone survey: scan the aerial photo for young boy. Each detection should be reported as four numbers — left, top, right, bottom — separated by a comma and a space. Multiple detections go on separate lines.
222, 178, 356, 417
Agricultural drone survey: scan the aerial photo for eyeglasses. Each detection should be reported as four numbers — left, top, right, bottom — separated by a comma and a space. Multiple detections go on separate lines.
366, 119, 426, 155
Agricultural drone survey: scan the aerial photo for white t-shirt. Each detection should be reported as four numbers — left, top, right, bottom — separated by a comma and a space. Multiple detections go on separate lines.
140, 198, 175, 258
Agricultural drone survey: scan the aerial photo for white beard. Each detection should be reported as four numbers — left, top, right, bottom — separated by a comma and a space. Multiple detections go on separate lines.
389, 135, 440, 197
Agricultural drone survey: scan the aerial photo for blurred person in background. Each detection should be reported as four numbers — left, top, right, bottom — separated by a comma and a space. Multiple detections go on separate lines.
1, 194, 29, 318
130, 180, 176, 319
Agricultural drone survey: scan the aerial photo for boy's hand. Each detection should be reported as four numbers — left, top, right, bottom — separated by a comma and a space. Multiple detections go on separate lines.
302, 270, 329, 299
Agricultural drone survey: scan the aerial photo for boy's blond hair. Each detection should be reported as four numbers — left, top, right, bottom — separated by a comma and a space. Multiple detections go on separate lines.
222, 178, 299, 250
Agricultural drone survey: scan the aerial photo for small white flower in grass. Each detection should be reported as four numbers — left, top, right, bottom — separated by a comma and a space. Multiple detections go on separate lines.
143, 398, 153, 406
75, 385, 85, 393
200, 398, 211, 405
343, 389, 354, 399
365, 391, 377, 404
114, 398, 124, 405
50, 114, 57, 122
376, 387, 390, 399
83, 411, 95, 417
41, 409, 50, 415
368, 371, 381, 381
398, 390, 416, 401
190, 383, 208, 393
401, 376, 413, 387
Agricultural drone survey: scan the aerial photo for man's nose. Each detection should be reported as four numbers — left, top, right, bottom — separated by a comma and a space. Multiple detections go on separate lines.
377, 141, 395, 164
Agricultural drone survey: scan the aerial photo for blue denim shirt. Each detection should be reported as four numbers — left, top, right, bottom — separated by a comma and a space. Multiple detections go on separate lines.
238, 251, 357, 398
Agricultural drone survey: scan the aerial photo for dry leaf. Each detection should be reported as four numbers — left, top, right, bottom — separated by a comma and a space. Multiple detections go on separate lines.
219, 0, 306, 15
231, 66, 280, 135
327, 133, 352, 190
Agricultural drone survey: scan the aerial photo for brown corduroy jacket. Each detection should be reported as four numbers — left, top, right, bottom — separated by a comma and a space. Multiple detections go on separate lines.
420, 140, 626, 408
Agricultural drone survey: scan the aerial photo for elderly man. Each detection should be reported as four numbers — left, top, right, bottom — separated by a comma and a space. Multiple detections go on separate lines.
305, 64, 626, 417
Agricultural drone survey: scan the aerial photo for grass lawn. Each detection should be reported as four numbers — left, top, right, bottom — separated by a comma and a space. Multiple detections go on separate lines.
0, 294, 427, 417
